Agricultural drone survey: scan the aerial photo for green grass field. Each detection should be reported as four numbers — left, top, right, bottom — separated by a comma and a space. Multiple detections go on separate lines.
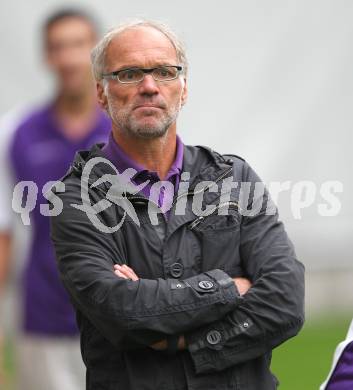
2, 314, 351, 389
271, 314, 351, 389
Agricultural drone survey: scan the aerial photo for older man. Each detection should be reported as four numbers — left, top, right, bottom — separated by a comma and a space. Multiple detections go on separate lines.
50, 20, 305, 390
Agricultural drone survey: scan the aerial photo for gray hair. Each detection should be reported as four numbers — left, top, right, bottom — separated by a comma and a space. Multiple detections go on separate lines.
91, 19, 188, 83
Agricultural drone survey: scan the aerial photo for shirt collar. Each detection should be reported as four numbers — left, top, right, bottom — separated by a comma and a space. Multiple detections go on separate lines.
102, 132, 184, 181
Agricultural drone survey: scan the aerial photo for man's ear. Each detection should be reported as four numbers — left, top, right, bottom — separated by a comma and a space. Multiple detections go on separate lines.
180, 77, 188, 106
97, 81, 108, 111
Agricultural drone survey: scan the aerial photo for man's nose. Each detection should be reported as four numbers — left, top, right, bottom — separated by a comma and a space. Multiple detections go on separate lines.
138, 74, 159, 95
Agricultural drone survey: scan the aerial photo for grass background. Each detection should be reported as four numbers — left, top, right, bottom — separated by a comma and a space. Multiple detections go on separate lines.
271, 314, 351, 389
1, 314, 351, 389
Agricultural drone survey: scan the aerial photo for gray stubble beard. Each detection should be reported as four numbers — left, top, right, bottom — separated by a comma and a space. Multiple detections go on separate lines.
107, 95, 182, 139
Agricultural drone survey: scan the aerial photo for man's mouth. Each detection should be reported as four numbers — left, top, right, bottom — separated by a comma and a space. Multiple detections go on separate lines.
134, 104, 163, 110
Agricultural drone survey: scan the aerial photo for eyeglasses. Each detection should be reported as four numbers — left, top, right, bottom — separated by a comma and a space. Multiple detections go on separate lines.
102, 65, 183, 84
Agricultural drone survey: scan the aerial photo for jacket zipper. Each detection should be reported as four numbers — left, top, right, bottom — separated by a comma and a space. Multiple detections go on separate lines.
188, 201, 240, 230
170, 166, 234, 210
91, 165, 235, 218
126, 195, 160, 210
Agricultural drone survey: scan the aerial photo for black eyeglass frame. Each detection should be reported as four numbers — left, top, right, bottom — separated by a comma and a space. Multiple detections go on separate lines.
101, 65, 183, 84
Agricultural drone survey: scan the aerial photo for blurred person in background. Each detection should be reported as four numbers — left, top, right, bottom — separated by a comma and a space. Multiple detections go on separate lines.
0, 8, 111, 390
320, 318, 353, 390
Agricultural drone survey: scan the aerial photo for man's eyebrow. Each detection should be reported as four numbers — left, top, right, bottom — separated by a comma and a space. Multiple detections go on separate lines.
110, 63, 177, 72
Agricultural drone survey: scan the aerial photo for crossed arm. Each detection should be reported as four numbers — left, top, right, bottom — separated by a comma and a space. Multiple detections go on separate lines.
51, 161, 304, 373
113, 263, 252, 351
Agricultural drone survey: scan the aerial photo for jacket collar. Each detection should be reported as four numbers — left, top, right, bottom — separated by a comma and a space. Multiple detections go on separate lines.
67, 142, 236, 238
68, 143, 233, 190
70, 142, 234, 194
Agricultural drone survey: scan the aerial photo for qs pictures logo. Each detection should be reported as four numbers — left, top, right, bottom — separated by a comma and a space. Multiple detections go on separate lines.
71, 157, 150, 233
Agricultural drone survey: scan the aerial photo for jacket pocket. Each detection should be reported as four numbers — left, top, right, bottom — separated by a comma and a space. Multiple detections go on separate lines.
188, 202, 242, 273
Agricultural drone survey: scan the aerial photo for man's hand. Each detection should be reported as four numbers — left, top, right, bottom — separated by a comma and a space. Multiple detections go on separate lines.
233, 277, 252, 296
113, 264, 139, 281
149, 335, 186, 351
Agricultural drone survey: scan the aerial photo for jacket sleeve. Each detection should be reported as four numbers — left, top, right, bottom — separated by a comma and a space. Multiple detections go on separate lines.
184, 160, 305, 374
50, 178, 241, 351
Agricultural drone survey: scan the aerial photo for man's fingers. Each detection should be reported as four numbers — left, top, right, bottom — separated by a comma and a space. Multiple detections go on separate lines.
118, 265, 136, 280
122, 264, 139, 279
123, 264, 136, 275
150, 339, 167, 350
114, 269, 128, 278
114, 267, 130, 278
233, 277, 252, 296
114, 264, 139, 281
117, 263, 136, 275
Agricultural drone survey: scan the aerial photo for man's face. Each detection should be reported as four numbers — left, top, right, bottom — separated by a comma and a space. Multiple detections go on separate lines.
45, 17, 96, 97
98, 27, 188, 139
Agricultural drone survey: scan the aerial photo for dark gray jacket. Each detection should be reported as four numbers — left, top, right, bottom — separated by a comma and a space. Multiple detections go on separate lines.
50, 143, 305, 390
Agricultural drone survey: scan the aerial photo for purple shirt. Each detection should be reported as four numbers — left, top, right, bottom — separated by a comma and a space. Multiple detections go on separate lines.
101, 132, 184, 217
327, 341, 353, 390
9, 102, 111, 335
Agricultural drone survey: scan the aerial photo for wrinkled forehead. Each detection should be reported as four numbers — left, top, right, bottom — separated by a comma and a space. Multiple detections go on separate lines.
105, 26, 178, 71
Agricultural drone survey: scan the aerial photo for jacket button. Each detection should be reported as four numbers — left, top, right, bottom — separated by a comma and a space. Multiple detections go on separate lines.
170, 262, 184, 278
198, 280, 214, 290
206, 330, 222, 345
